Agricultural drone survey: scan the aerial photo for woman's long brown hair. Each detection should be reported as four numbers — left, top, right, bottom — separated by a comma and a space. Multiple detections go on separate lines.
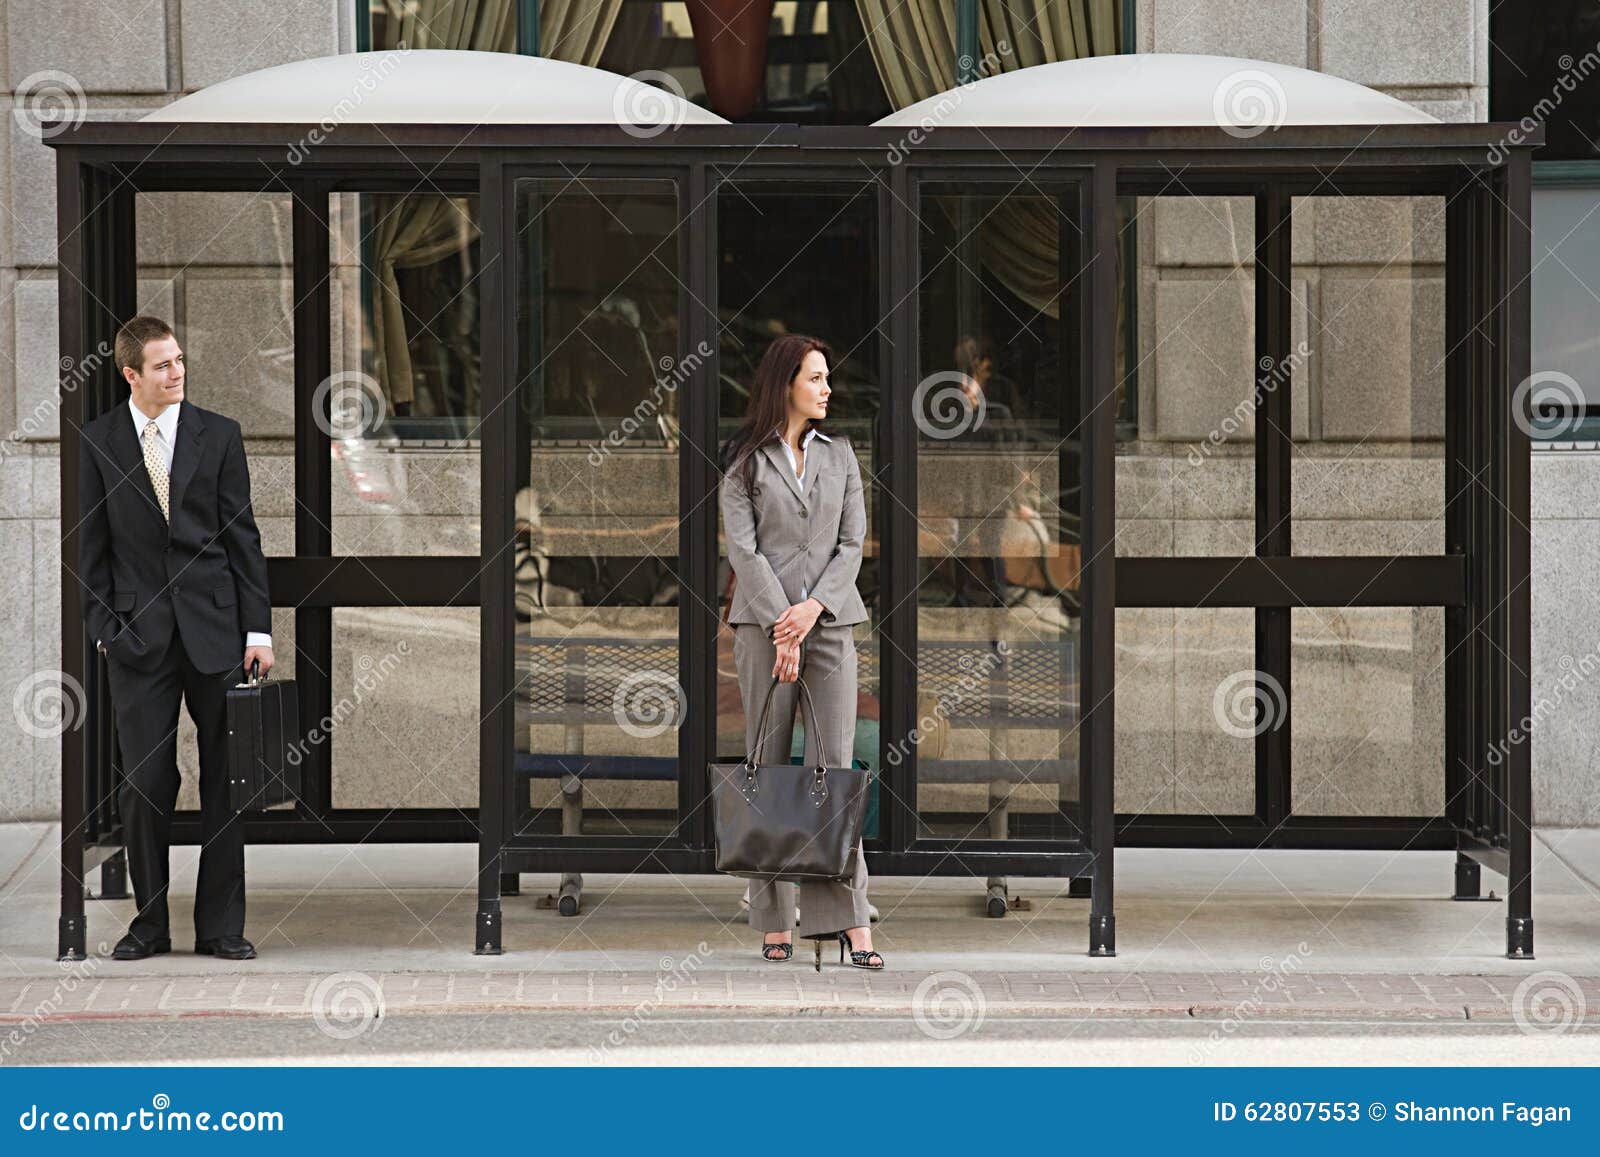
720, 334, 834, 496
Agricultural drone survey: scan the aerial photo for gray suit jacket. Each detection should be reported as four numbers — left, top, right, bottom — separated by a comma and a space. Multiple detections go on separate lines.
720, 431, 868, 632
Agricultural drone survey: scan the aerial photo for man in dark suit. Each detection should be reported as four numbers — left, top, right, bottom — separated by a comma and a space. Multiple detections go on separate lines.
78, 315, 273, 961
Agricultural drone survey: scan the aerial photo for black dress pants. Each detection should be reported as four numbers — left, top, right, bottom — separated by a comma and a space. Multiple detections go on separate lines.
104, 633, 246, 943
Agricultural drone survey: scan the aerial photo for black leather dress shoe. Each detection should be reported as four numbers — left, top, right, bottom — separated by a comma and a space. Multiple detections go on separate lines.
193, 935, 257, 960
112, 932, 171, 960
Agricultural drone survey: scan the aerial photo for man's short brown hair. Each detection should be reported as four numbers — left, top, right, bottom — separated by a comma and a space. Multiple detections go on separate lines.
114, 315, 176, 374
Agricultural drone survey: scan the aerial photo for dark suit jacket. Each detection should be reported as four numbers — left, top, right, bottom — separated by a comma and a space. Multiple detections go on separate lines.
77, 399, 271, 675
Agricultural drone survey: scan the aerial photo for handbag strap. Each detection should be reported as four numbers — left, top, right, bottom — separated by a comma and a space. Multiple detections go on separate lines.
720, 567, 736, 627
745, 660, 829, 770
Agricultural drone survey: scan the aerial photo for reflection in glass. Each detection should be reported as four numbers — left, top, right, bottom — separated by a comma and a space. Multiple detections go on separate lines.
330, 608, 480, 811
512, 178, 683, 838
134, 191, 293, 551
1289, 196, 1446, 556
714, 184, 880, 788
915, 185, 1081, 841
1291, 607, 1444, 817
599, 2, 892, 124
1114, 608, 1255, 817
1118, 195, 1259, 559
332, 191, 482, 555
1533, 187, 1600, 418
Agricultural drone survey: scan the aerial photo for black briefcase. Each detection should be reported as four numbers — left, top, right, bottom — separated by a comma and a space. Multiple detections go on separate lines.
226, 660, 301, 812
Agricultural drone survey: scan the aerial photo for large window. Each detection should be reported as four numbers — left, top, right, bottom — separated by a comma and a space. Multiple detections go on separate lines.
1531, 184, 1600, 428
364, 1, 892, 123
513, 177, 685, 839
715, 181, 880, 775
914, 181, 1082, 842
1492, 0, 1600, 435
1490, 0, 1600, 163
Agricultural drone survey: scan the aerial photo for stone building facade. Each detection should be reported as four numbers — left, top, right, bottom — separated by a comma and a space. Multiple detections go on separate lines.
1, 1, 1593, 830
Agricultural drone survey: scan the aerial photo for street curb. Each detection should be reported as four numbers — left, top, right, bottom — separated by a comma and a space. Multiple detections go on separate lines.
4, 968, 1592, 1027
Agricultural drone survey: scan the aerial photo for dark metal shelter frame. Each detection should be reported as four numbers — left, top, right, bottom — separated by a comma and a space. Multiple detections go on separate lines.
50, 119, 1539, 960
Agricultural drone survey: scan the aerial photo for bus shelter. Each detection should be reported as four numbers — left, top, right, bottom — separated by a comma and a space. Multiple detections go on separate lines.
49, 52, 1538, 959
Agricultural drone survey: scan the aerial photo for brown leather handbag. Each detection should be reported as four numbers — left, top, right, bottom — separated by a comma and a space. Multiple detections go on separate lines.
709, 671, 872, 883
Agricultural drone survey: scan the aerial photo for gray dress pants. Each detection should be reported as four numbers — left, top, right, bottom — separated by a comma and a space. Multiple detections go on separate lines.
732, 622, 871, 938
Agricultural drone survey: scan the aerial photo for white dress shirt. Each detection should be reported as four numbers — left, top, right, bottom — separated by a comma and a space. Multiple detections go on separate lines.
777, 425, 830, 486
775, 426, 831, 603
129, 398, 272, 651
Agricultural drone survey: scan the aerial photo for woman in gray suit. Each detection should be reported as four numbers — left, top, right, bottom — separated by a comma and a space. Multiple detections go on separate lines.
719, 335, 883, 970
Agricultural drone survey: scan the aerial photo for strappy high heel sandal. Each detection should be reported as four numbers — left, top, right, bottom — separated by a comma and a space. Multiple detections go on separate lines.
807, 930, 884, 971
761, 935, 793, 962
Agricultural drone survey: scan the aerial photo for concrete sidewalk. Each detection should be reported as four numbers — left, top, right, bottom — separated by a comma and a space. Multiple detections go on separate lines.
3, 822, 1600, 1031
7, 964, 1600, 1024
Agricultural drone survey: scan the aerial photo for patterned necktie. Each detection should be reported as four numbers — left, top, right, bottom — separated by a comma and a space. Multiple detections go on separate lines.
142, 419, 170, 521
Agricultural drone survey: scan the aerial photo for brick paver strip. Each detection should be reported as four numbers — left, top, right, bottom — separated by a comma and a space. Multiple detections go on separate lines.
3, 971, 1596, 1026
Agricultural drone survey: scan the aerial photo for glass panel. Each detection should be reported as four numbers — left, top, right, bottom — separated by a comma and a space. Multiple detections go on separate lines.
1115, 609, 1257, 817
715, 183, 879, 796
513, 178, 683, 839
599, 2, 892, 124
1289, 196, 1446, 555
716, 182, 880, 429
914, 183, 1080, 841
330, 607, 480, 810
1532, 186, 1600, 421
1489, 4, 1600, 164
1291, 607, 1444, 817
1117, 195, 1271, 558
133, 191, 295, 804
134, 191, 294, 557
331, 191, 481, 555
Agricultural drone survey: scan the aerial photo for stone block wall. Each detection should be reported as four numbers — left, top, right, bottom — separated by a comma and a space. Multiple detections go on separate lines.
1113, 0, 1492, 821
1, 1, 358, 821
2, 1, 1594, 829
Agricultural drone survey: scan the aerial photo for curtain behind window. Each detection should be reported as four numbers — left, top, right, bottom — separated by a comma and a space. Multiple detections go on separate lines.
852, 0, 1120, 320
366, 0, 624, 409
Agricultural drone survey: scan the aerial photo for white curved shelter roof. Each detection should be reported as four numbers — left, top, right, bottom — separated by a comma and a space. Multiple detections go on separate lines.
143, 50, 728, 126
872, 54, 1437, 129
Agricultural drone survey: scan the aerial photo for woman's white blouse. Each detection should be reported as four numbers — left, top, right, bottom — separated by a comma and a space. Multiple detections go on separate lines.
776, 427, 831, 600
778, 426, 831, 486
